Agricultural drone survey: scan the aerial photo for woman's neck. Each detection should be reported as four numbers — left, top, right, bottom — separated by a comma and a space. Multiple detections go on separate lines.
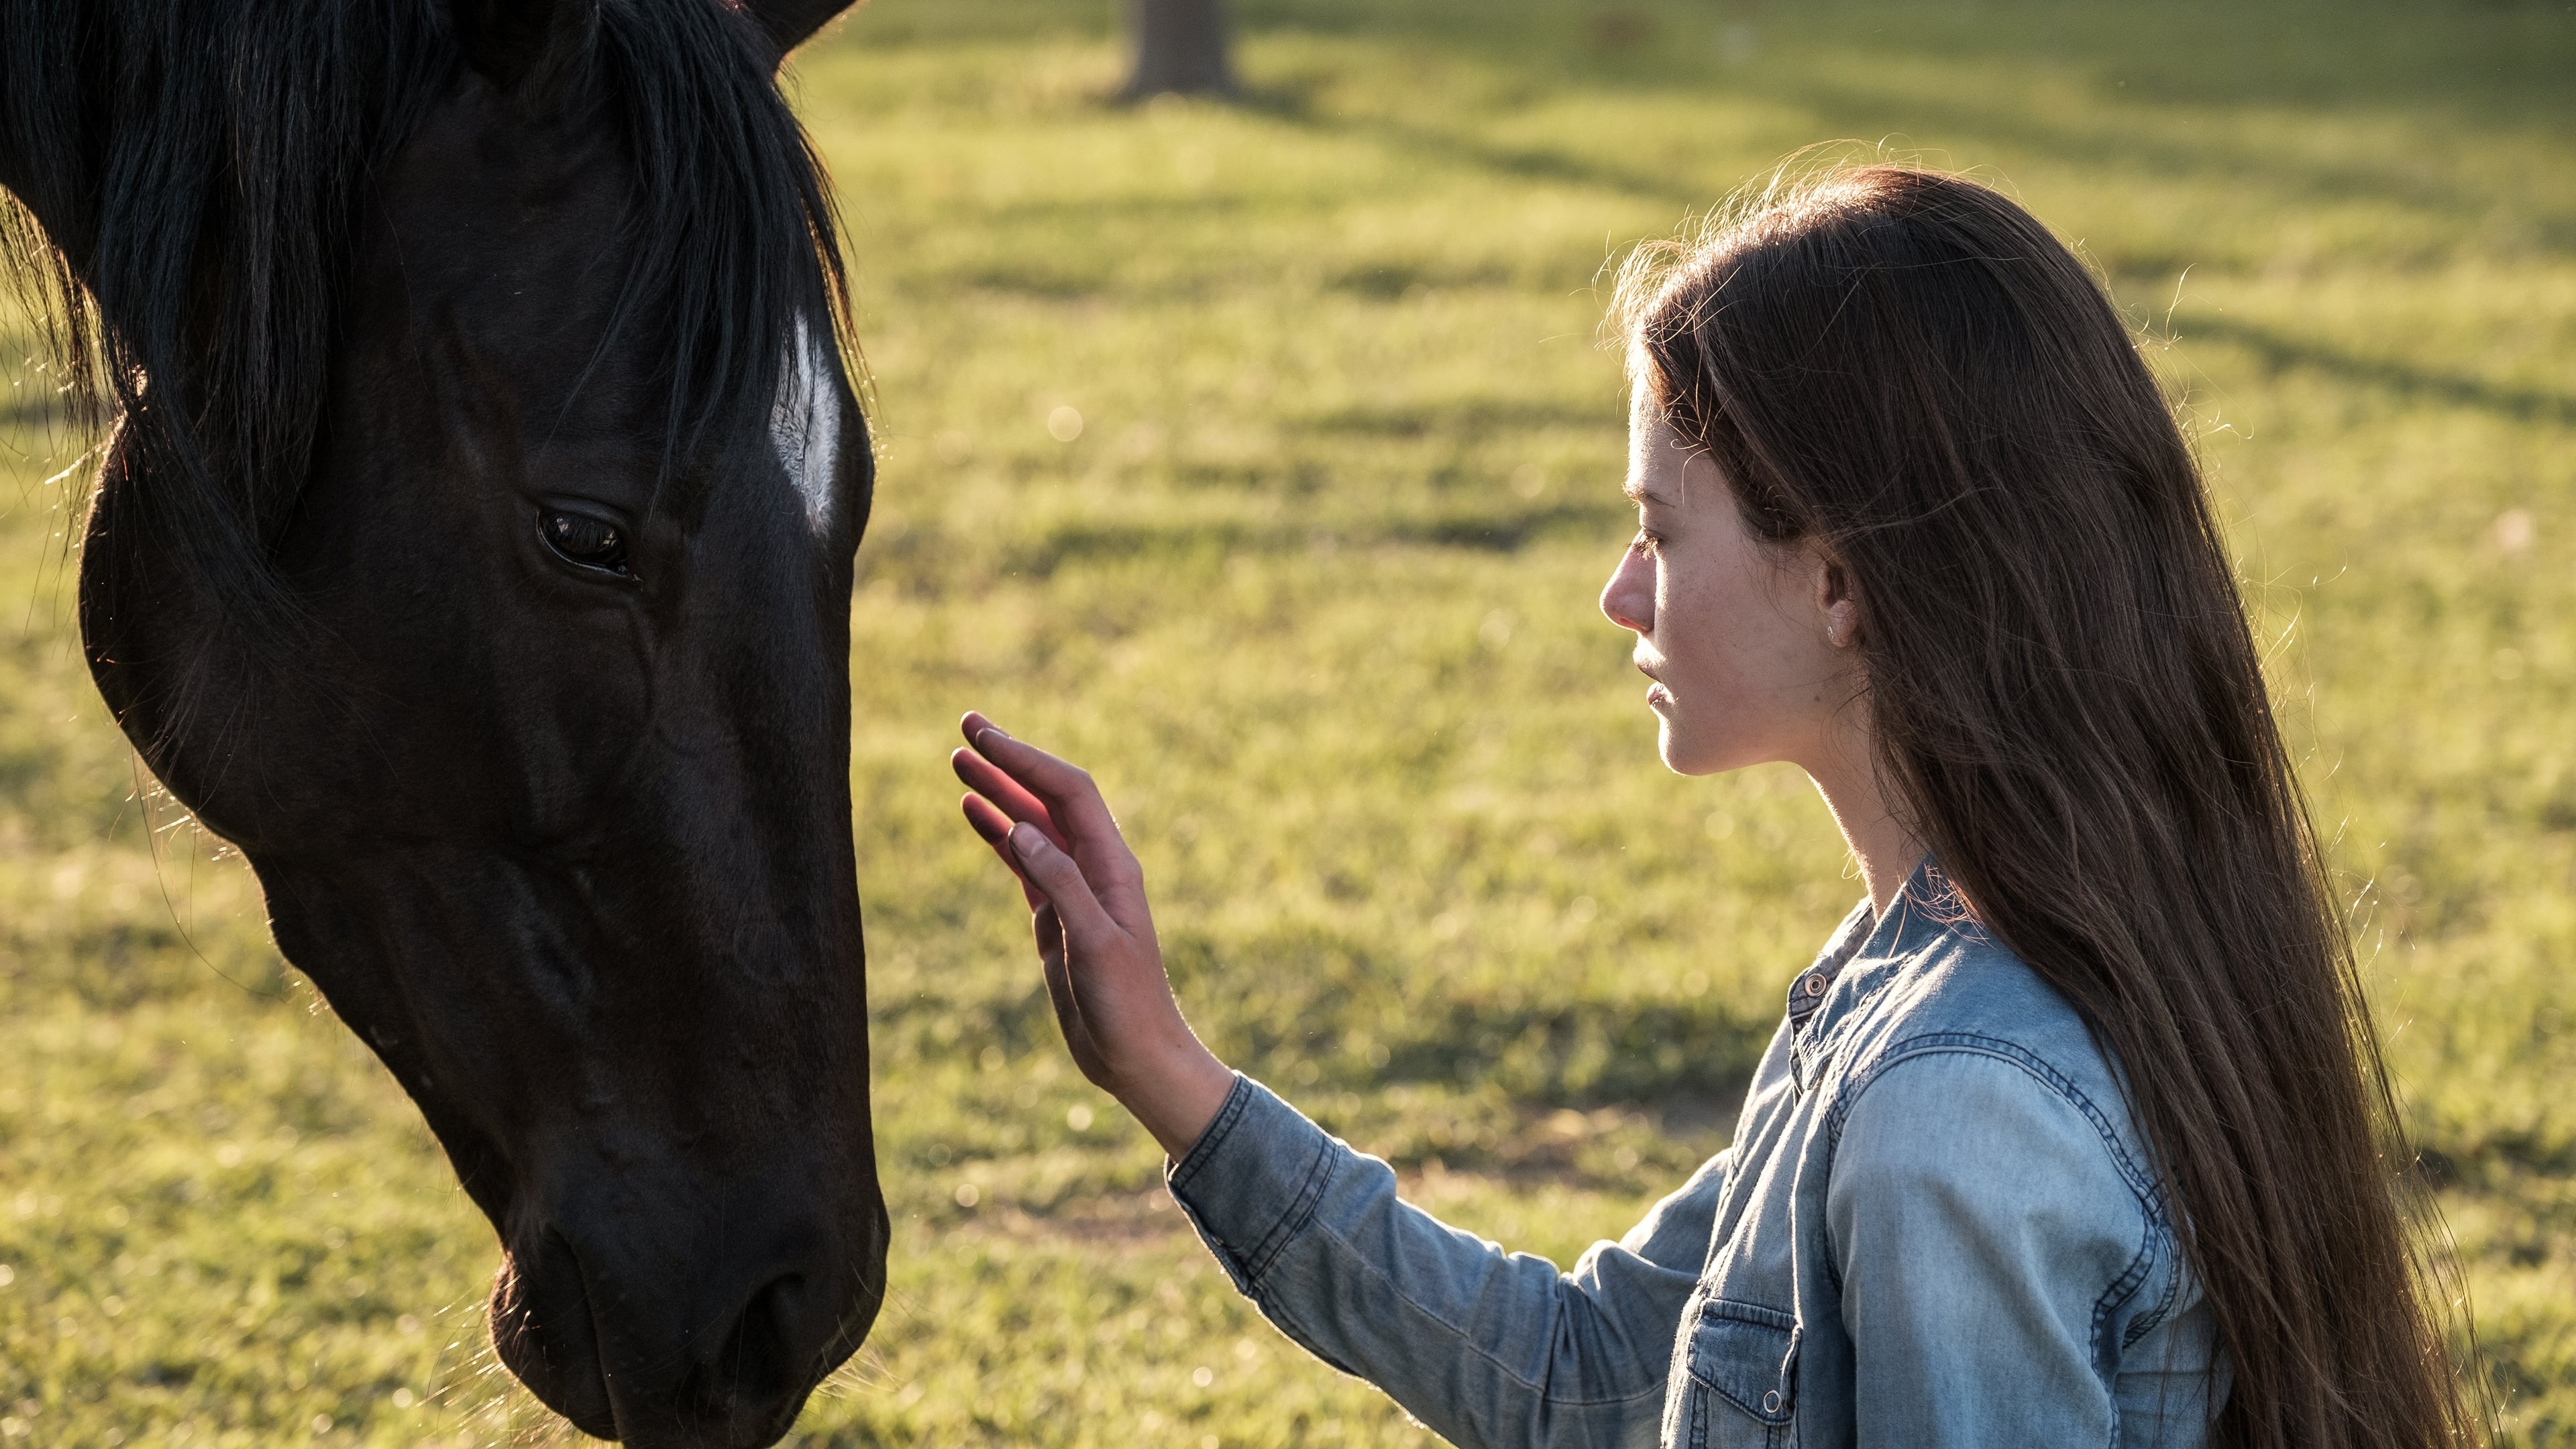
1803, 728, 1925, 920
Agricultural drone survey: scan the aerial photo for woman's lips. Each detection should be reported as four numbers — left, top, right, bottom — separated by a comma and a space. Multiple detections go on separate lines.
1638, 661, 1672, 711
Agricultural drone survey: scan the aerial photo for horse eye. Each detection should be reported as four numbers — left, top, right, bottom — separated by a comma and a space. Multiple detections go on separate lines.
538, 509, 631, 576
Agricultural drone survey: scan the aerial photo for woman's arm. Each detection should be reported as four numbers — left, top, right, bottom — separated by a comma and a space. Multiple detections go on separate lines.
951, 714, 1713, 1448
1171, 1073, 1723, 1449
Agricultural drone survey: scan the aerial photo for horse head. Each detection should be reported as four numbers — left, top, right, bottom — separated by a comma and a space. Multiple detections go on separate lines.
13, 1, 881, 1442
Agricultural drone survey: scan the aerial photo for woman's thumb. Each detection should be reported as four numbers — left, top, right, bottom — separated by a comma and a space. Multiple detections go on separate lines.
1009, 823, 1116, 942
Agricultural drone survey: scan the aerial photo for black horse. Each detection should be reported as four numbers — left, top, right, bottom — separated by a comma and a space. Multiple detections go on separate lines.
1, 1, 882, 1444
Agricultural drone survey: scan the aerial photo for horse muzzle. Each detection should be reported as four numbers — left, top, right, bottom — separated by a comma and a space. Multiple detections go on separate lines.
492, 1170, 888, 1448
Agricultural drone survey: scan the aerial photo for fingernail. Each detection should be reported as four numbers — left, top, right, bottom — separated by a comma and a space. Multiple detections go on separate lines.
979, 726, 1011, 747
1008, 822, 1043, 855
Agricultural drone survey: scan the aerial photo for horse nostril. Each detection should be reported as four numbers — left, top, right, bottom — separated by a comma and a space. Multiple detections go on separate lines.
687, 1271, 815, 1413
490, 1231, 619, 1440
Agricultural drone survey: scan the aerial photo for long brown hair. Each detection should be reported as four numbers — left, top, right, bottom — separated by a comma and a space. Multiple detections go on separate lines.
1616, 162, 2480, 1448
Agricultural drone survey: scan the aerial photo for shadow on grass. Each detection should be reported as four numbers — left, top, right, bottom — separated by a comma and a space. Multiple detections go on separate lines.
941, 501, 1621, 582
1238, 87, 1709, 210
2178, 313, 2576, 427
1238, 0, 2576, 125
1298, 397, 1606, 435
1253, 65, 2576, 263
1218, 1, 2576, 258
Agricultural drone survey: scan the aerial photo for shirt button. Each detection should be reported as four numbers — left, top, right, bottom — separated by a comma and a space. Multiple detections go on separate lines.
1763, 1391, 1782, 1413
1802, 975, 1825, 997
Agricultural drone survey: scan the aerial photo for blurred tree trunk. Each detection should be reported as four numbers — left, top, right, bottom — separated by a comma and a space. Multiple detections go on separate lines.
1119, 0, 1234, 100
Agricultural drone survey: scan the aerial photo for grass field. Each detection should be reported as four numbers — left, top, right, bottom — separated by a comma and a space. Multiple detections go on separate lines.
3, 0, 2572, 1443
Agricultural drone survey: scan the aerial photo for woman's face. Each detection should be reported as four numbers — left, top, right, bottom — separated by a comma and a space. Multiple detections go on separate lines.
1598, 385, 1860, 777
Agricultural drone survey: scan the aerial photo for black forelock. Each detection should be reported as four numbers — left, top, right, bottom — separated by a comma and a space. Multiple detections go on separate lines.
0, 0, 853, 637
590, 0, 858, 478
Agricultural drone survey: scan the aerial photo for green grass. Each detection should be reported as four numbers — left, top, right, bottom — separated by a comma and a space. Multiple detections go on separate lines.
3, 0, 2571, 1443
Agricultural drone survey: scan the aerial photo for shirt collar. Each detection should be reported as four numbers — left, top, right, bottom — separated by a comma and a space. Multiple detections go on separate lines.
1784, 896, 1876, 1033
1787, 855, 1954, 1093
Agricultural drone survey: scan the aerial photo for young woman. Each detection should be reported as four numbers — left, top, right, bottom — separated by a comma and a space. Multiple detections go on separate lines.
950, 165, 2477, 1448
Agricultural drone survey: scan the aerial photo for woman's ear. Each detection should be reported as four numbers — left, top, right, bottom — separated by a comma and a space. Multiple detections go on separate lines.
1813, 551, 1862, 650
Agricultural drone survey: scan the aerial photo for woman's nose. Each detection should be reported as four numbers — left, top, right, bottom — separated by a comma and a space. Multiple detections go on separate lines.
1600, 548, 1653, 634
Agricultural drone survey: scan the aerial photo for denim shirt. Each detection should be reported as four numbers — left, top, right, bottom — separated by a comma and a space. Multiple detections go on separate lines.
1166, 865, 2229, 1448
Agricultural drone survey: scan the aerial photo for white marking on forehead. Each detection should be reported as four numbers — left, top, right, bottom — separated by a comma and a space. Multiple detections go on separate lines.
768, 314, 840, 536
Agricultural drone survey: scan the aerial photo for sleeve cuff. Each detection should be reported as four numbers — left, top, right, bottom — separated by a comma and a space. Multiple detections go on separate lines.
1165, 1073, 1339, 1290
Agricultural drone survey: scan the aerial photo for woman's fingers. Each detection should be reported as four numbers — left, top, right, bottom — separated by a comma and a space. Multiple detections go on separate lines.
961, 789, 1009, 845
955, 715, 1154, 923
961, 793, 1044, 910
951, 748, 1071, 853
960, 721, 1126, 860
1005, 822, 1124, 951
1034, 911, 1114, 1089
1032, 901, 1069, 976
955, 712, 1068, 842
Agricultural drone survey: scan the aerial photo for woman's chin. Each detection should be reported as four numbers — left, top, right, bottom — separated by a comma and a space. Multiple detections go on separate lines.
1656, 721, 1710, 776
1656, 721, 1746, 778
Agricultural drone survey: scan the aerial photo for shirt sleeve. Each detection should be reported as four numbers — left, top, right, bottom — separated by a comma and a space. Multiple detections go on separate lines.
1825, 1048, 2167, 1448
1167, 1074, 1726, 1449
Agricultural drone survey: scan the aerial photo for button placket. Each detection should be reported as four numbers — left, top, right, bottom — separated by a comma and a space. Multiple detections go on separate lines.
1785, 967, 1832, 1032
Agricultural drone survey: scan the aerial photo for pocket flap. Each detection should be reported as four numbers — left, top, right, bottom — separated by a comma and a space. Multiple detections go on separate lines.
1686, 1297, 1801, 1426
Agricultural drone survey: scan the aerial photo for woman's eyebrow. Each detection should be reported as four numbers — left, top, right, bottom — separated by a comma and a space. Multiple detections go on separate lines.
1623, 479, 1674, 507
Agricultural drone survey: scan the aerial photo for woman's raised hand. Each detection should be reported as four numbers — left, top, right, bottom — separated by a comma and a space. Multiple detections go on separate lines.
952, 712, 1236, 1158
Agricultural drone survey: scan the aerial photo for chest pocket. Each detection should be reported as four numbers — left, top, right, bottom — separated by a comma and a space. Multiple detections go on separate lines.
1675, 1297, 1800, 1448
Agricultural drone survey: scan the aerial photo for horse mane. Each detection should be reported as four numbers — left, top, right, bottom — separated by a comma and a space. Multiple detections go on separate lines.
0, 0, 854, 633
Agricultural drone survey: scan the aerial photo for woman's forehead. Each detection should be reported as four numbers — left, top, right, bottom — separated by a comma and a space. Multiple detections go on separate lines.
1625, 411, 1699, 501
